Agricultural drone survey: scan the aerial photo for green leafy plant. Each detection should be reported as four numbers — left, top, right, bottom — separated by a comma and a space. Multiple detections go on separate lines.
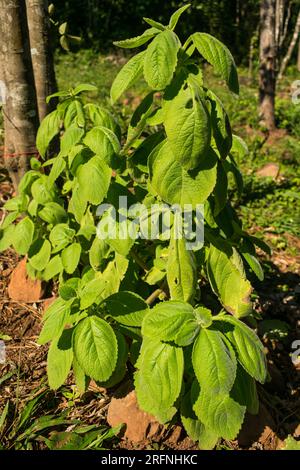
0, 5, 269, 449
281, 435, 300, 451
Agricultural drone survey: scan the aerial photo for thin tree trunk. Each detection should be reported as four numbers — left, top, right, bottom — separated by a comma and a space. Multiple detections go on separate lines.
278, 10, 300, 79
0, 0, 39, 191
248, 27, 259, 82
275, 0, 283, 51
248, 37, 255, 81
259, 0, 276, 130
297, 38, 300, 71
279, 1, 291, 49
26, 0, 57, 122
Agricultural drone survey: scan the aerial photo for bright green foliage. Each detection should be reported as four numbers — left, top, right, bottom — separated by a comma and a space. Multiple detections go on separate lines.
144, 30, 179, 90
281, 436, 300, 450
111, 51, 145, 103
73, 316, 118, 382
194, 390, 246, 440
207, 244, 252, 318
192, 328, 237, 395
191, 33, 239, 94
0, 5, 267, 449
47, 330, 73, 390
134, 338, 184, 423
164, 86, 211, 170
148, 140, 218, 207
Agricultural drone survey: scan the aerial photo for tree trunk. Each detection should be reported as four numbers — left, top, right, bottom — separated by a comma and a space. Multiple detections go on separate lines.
278, 10, 300, 79
248, 27, 259, 82
279, 0, 291, 50
248, 36, 255, 81
0, 0, 39, 191
259, 0, 276, 130
297, 38, 300, 71
26, 0, 57, 122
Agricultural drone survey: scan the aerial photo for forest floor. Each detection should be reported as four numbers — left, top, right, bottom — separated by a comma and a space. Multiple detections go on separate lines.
0, 52, 299, 450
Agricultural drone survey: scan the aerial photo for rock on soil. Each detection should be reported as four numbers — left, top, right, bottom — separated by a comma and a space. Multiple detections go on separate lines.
8, 258, 43, 302
107, 390, 164, 443
255, 163, 280, 179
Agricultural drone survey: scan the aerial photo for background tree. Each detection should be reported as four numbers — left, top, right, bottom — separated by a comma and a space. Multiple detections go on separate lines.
26, 0, 57, 121
0, 0, 39, 190
278, 8, 300, 79
259, 0, 300, 130
52, 0, 259, 65
259, 0, 276, 130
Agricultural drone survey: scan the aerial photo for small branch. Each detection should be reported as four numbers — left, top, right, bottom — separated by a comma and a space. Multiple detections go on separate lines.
146, 288, 164, 305
131, 249, 149, 272
146, 280, 168, 305
278, 9, 300, 80
279, 1, 292, 49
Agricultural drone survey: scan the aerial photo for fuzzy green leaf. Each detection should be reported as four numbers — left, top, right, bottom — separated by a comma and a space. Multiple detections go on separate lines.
207, 89, 232, 159
72, 83, 98, 95
43, 255, 63, 281
181, 381, 218, 449
149, 140, 217, 208
38, 298, 72, 345
47, 329, 73, 390
73, 357, 88, 394
79, 277, 106, 309
97, 331, 128, 388
194, 391, 246, 440
89, 237, 110, 271
207, 244, 252, 318
164, 86, 211, 170
36, 110, 61, 158
73, 316, 118, 382
231, 364, 259, 415
38, 203, 67, 225
49, 224, 75, 252
192, 328, 236, 395
135, 338, 184, 423
167, 227, 197, 304
113, 28, 159, 49
0, 225, 15, 252
12, 217, 34, 255
169, 4, 191, 30
84, 126, 120, 166
142, 300, 198, 346
194, 306, 213, 328
192, 33, 239, 94
77, 156, 111, 205
214, 315, 267, 383
29, 239, 51, 271
104, 291, 148, 327
61, 243, 81, 274
111, 51, 145, 103
144, 30, 179, 90
85, 104, 121, 138
31, 177, 56, 205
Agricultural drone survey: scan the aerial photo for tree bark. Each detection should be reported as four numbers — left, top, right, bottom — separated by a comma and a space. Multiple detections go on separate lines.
279, 0, 291, 50
297, 38, 300, 71
26, 0, 57, 122
278, 10, 300, 79
259, 0, 277, 130
248, 27, 259, 82
0, 0, 39, 191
